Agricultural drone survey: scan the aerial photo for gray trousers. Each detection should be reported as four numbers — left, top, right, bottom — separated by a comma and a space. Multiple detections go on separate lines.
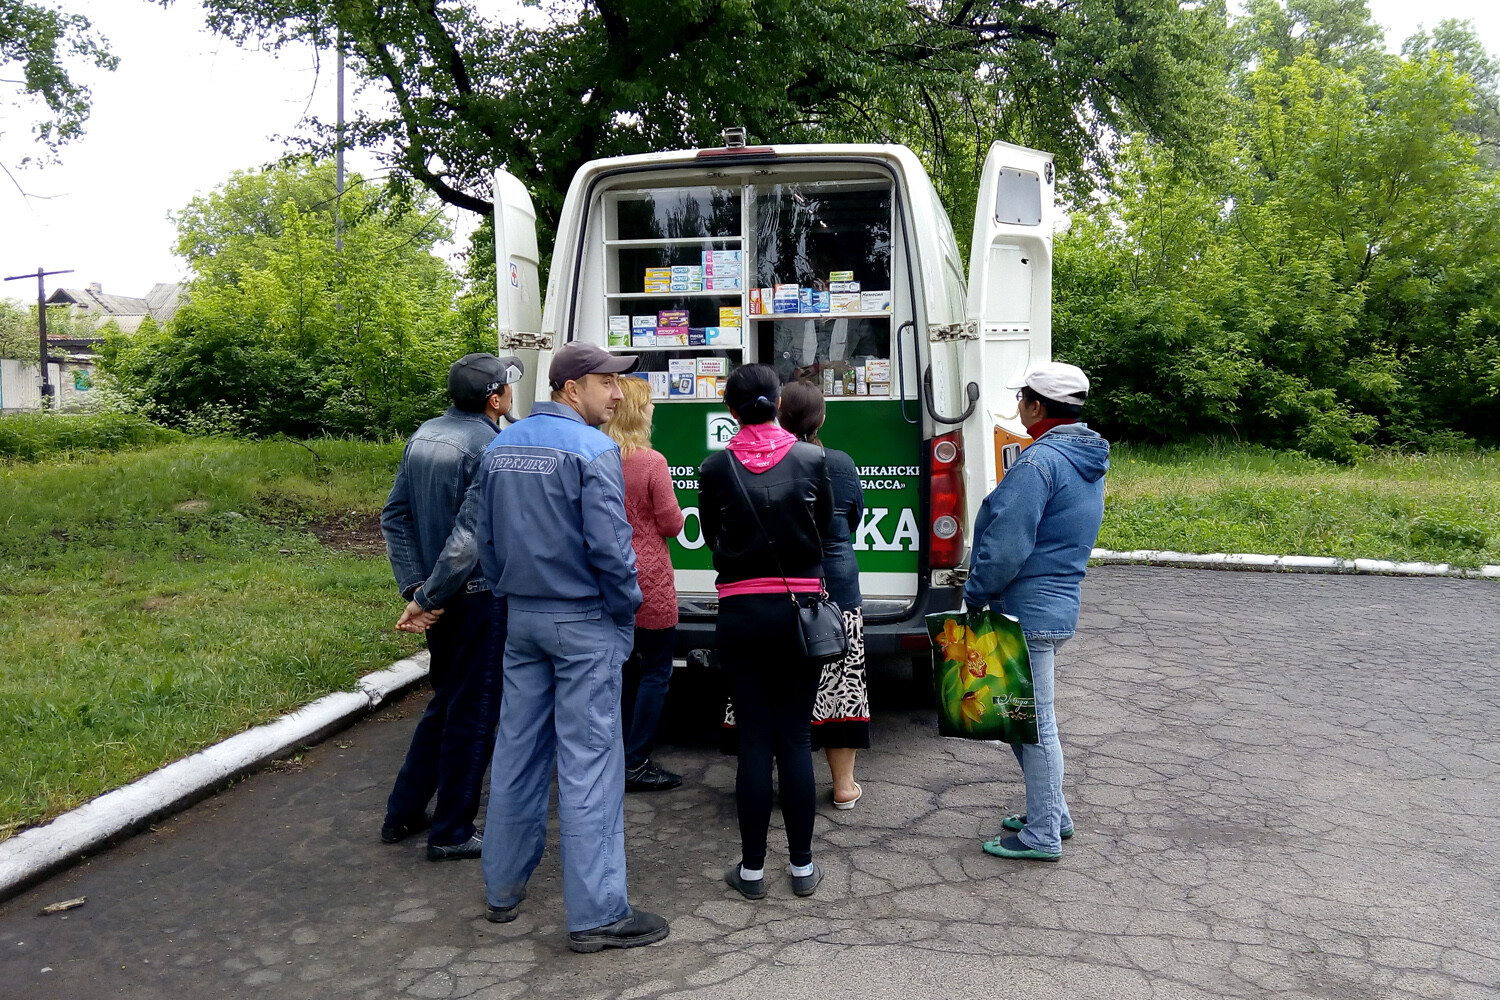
481, 607, 632, 932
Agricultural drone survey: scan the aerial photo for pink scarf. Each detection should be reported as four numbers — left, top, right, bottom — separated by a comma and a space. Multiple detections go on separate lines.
726, 422, 797, 472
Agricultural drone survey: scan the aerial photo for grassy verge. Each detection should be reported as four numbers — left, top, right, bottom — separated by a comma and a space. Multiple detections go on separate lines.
0, 437, 420, 835
1100, 443, 1500, 568
0, 412, 181, 461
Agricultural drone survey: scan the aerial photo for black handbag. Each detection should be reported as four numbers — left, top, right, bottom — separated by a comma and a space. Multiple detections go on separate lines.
726, 451, 849, 666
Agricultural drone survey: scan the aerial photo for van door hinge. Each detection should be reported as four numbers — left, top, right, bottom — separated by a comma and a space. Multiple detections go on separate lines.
499, 331, 553, 351
931, 567, 969, 588
929, 321, 978, 342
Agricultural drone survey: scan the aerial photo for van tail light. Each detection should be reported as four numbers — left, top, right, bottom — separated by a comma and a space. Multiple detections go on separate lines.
929, 430, 966, 569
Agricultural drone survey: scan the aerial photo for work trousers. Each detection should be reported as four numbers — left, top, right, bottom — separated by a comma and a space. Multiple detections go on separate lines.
481, 607, 633, 932
384, 590, 505, 848
622, 625, 676, 770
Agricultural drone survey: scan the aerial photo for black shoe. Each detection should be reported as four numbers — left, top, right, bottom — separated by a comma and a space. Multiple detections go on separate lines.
724, 866, 767, 900
426, 833, 483, 861
381, 813, 432, 844
486, 892, 525, 923
567, 908, 670, 953
790, 862, 824, 897
625, 761, 682, 792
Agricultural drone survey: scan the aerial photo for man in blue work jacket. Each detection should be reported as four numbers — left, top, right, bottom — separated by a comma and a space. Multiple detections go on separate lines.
476, 341, 670, 953
380, 353, 522, 861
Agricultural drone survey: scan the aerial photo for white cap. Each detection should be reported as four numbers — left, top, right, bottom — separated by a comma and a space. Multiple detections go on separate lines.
1006, 361, 1090, 405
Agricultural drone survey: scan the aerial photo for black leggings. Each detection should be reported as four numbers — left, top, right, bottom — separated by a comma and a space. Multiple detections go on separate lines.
718, 593, 821, 869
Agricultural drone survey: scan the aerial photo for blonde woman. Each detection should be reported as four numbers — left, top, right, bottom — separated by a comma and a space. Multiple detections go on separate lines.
605, 375, 686, 791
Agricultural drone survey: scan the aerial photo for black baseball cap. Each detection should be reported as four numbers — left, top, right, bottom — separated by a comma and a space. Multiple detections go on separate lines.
548, 341, 637, 390
448, 353, 524, 412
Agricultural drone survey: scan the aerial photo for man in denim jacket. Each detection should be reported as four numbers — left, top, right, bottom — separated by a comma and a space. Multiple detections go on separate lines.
379, 353, 522, 861
476, 342, 669, 953
963, 362, 1110, 862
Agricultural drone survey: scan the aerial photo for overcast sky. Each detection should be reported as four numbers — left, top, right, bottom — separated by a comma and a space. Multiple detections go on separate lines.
3, 0, 1499, 302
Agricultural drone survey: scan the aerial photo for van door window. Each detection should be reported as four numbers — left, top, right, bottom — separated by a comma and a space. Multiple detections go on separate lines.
750, 182, 895, 397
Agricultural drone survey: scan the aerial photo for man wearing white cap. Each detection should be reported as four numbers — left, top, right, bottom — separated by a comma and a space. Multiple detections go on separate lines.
963, 361, 1110, 862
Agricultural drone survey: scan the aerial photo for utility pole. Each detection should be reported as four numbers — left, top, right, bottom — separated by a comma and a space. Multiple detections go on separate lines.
335, 27, 345, 254
4, 267, 72, 410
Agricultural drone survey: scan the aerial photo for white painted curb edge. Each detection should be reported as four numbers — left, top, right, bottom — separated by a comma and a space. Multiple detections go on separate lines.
1092, 548, 1500, 579
0, 651, 430, 903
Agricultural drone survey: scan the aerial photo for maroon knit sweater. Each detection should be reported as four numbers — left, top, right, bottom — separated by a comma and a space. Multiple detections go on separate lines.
622, 448, 685, 629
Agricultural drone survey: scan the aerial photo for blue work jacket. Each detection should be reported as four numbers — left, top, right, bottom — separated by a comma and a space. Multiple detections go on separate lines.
475, 401, 642, 627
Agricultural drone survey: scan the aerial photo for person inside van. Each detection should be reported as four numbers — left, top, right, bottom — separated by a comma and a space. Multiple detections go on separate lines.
777, 380, 870, 809
962, 361, 1110, 862
604, 375, 686, 793
699, 364, 834, 899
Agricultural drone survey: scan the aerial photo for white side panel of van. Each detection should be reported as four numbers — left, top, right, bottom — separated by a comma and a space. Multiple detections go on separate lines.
967, 142, 1056, 498
493, 169, 544, 415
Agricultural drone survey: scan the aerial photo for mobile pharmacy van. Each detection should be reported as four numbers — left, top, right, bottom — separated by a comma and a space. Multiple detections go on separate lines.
491, 137, 1057, 667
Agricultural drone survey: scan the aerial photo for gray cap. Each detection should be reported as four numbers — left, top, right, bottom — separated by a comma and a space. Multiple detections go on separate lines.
548, 341, 638, 390
448, 353, 524, 411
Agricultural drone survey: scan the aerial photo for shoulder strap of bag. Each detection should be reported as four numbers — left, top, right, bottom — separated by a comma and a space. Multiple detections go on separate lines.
725, 452, 798, 603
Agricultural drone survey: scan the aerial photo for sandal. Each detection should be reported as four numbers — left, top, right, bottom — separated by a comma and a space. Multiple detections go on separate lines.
833, 782, 862, 810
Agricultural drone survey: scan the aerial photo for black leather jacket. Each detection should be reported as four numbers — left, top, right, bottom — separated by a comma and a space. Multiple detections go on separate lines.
699, 442, 833, 586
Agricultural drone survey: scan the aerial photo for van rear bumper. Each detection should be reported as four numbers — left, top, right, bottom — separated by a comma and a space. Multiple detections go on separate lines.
672, 585, 961, 663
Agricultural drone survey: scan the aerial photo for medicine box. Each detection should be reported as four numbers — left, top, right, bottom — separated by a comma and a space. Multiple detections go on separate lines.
860, 290, 892, 313
644, 267, 671, 280
865, 359, 891, 382
719, 306, 742, 327
829, 280, 861, 293
608, 315, 630, 347
831, 292, 861, 313
668, 359, 696, 397
631, 331, 656, 347
656, 328, 689, 346
657, 310, 689, 327
697, 357, 728, 377
773, 284, 800, 313
705, 275, 740, 290
687, 328, 707, 346
648, 371, 671, 399
632, 314, 657, 331
749, 288, 764, 314
798, 288, 814, 313
810, 290, 830, 314
704, 326, 741, 347
695, 376, 719, 398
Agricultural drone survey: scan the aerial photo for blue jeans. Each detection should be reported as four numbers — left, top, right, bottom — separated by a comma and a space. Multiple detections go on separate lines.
1011, 637, 1074, 854
384, 590, 505, 847
482, 607, 633, 932
622, 626, 675, 770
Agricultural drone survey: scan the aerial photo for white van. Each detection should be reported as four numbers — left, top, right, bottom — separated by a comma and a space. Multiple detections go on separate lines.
491, 137, 1058, 666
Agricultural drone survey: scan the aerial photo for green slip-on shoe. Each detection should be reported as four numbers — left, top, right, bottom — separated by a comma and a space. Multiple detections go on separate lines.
1001, 813, 1074, 839
982, 834, 1061, 861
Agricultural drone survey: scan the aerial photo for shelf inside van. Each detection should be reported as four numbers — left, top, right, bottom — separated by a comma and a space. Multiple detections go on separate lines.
751, 312, 891, 320
606, 291, 744, 300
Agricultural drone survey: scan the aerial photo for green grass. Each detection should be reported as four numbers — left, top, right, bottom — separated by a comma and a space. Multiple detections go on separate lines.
0, 411, 182, 461
1100, 442, 1500, 568
0, 437, 421, 834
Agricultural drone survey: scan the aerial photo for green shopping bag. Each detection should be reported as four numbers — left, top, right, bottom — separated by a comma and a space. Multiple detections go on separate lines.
925, 609, 1038, 744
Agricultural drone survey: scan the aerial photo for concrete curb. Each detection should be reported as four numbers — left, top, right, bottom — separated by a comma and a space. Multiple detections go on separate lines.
1092, 548, 1500, 579
0, 651, 430, 904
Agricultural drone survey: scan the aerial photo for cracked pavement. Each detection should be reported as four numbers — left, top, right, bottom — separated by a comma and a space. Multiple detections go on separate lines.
2, 566, 1497, 999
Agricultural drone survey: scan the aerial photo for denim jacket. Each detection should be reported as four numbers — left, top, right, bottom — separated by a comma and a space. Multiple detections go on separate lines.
380, 406, 500, 611
475, 402, 642, 627
962, 423, 1110, 639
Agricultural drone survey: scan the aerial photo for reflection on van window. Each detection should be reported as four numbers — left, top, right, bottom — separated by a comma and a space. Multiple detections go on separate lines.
614, 187, 741, 240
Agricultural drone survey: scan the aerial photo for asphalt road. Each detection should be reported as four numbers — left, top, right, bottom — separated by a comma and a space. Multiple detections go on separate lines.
2, 566, 1497, 1000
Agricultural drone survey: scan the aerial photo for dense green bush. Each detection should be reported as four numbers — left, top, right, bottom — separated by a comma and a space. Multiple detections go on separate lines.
0, 412, 181, 462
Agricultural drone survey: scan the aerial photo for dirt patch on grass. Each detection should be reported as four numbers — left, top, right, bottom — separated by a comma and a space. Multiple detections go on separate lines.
307, 514, 386, 556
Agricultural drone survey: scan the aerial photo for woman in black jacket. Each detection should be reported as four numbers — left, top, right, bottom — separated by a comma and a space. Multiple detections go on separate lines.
778, 380, 869, 810
700, 364, 833, 900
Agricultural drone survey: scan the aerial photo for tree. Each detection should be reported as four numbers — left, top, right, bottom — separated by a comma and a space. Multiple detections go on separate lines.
1, 1, 117, 164
172, 1, 1227, 235
1054, 19, 1500, 457
103, 160, 476, 437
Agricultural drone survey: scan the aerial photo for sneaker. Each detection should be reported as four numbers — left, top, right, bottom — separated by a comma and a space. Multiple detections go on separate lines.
790, 862, 824, 897
567, 908, 670, 953
724, 866, 767, 900
426, 833, 483, 861
625, 761, 682, 792
1001, 813, 1074, 839
380, 813, 432, 844
981, 834, 1061, 861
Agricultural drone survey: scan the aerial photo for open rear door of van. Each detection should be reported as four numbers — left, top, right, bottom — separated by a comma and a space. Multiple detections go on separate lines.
965, 142, 1058, 497
493, 168, 545, 417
